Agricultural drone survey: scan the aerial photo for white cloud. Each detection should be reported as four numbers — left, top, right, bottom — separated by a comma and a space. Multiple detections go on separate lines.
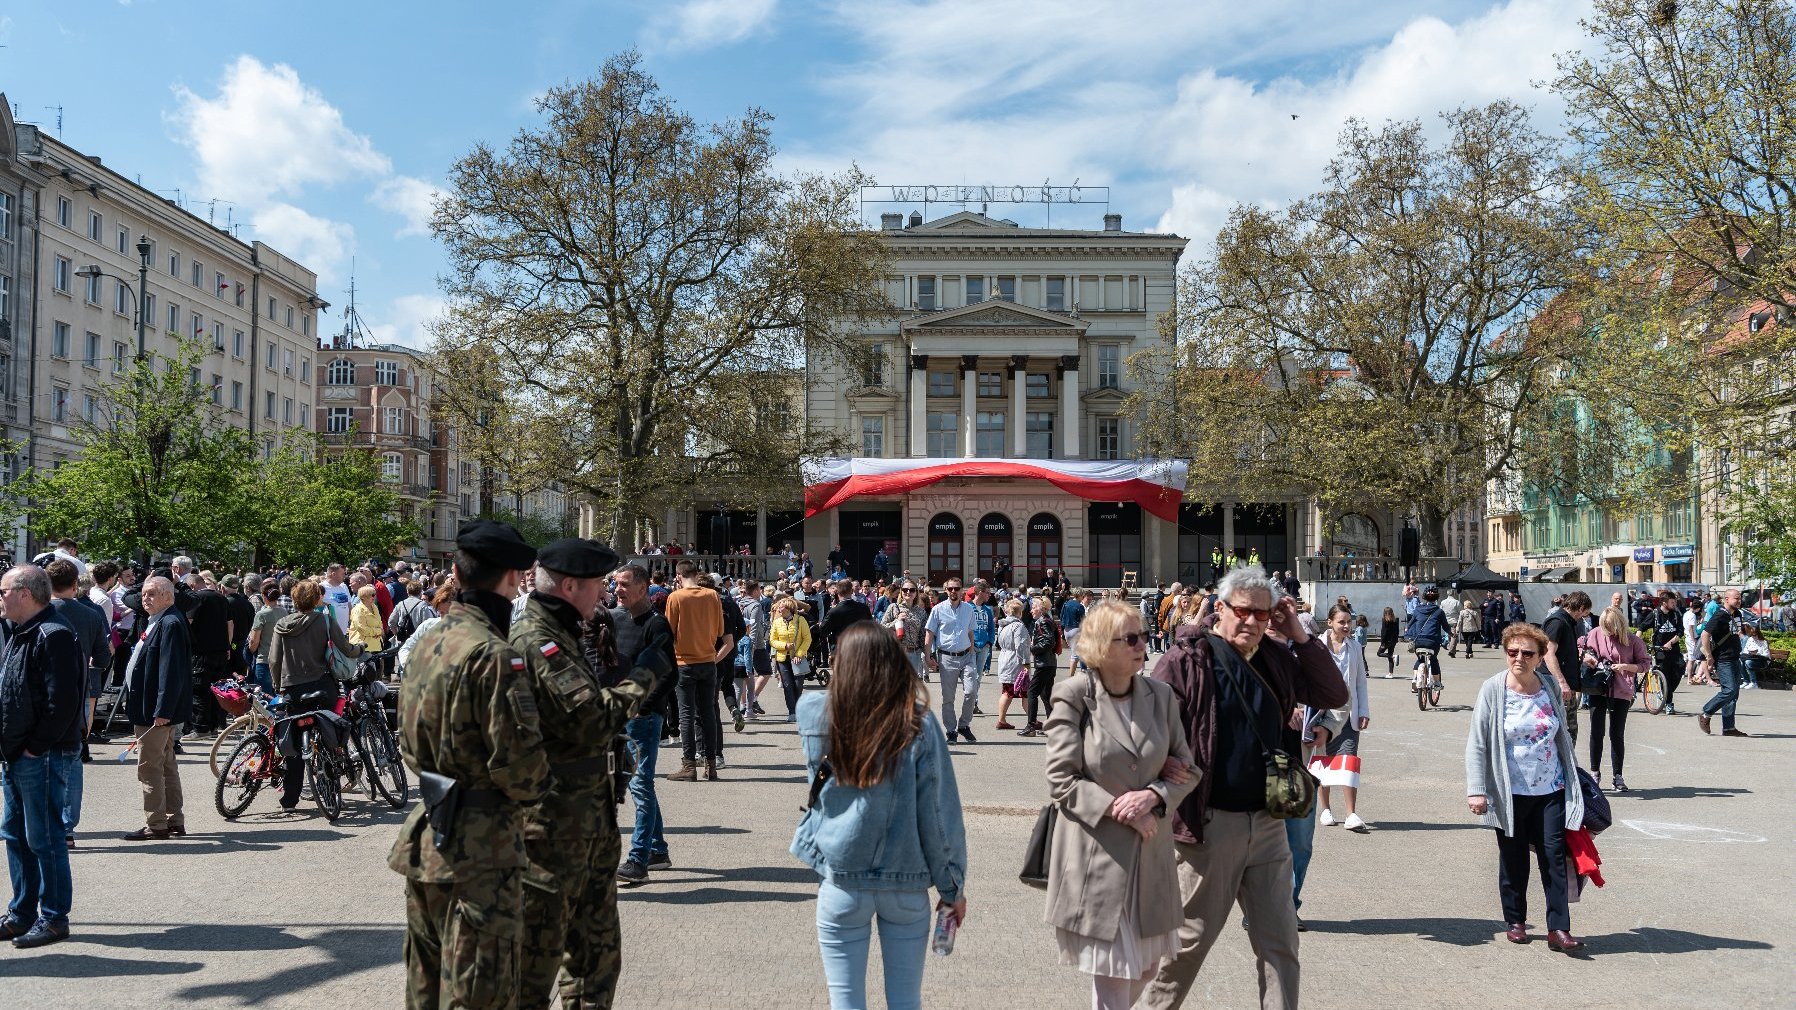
648, 0, 778, 52
370, 176, 443, 238
367, 293, 448, 349
250, 203, 356, 281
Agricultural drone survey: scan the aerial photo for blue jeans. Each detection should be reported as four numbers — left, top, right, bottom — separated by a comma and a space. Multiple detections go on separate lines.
623, 714, 666, 866
815, 880, 930, 1010
973, 644, 991, 676
251, 661, 276, 696
2, 751, 76, 929
1702, 656, 1743, 731
1285, 802, 1318, 912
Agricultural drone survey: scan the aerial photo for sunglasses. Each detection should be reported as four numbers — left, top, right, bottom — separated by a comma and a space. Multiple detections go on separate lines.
1111, 632, 1146, 647
1504, 647, 1538, 659
901, 587, 916, 593
1223, 602, 1271, 621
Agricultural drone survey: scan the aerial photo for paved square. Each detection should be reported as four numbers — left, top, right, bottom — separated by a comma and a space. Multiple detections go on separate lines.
2, 653, 1786, 1008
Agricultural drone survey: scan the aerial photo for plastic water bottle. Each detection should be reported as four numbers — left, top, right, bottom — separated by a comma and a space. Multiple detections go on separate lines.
931, 907, 958, 956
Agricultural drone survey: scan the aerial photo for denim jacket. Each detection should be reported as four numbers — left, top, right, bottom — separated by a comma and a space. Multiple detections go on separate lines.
790, 692, 967, 903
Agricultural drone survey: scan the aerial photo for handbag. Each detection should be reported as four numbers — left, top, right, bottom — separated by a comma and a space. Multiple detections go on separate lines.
1019, 684, 1091, 889
1209, 634, 1318, 820
1577, 767, 1612, 834
327, 639, 359, 683
792, 656, 812, 680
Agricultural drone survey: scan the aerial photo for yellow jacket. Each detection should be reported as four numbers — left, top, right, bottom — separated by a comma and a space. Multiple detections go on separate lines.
770, 614, 811, 663
348, 601, 385, 649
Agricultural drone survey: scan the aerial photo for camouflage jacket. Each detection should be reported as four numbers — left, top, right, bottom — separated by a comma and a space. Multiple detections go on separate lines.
509, 593, 657, 839
388, 600, 550, 882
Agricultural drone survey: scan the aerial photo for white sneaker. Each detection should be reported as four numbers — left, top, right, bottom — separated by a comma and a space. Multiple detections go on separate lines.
1344, 813, 1370, 833
1318, 809, 1337, 827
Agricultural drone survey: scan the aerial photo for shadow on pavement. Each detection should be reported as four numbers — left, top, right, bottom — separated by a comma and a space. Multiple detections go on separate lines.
658, 824, 751, 836
1582, 926, 1774, 956
0, 952, 204, 978
1618, 785, 1751, 801
72, 827, 356, 854
1362, 821, 1484, 832
1300, 917, 1496, 946
621, 885, 812, 905
649, 865, 818, 885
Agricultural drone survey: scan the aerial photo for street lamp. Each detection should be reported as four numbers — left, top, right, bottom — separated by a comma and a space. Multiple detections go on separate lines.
75, 235, 152, 364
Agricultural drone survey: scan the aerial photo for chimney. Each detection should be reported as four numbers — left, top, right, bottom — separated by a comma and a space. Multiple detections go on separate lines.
880, 212, 904, 230
1103, 213, 1122, 232
908, 210, 923, 228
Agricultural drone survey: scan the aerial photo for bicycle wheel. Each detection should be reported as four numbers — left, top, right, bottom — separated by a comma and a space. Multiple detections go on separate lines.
309, 744, 343, 822
210, 714, 255, 778
363, 713, 409, 808
1640, 669, 1666, 714
215, 733, 270, 819
1425, 680, 1443, 708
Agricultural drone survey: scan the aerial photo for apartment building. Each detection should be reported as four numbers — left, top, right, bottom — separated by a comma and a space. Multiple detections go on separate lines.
1, 96, 324, 558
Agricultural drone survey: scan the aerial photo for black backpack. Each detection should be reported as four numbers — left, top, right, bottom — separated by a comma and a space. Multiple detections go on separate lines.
391, 600, 425, 645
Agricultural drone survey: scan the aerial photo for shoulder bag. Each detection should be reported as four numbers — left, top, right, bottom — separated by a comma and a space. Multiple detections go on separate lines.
326, 637, 359, 682
1207, 634, 1318, 820
1020, 681, 1091, 889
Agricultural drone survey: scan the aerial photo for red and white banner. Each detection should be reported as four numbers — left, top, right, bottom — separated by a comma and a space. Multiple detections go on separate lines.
801, 458, 1190, 523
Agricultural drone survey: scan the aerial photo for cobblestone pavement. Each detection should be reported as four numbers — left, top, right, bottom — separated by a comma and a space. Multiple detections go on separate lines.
3, 651, 1788, 1008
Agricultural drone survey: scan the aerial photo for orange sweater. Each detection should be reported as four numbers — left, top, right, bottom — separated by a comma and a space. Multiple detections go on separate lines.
665, 586, 723, 666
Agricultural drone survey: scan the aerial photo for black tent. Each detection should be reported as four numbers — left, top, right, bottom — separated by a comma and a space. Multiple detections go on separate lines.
1445, 564, 1520, 592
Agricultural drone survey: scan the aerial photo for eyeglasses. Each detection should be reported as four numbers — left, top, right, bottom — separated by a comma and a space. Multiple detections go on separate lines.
1504, 647, 1538, 659
901, 587, 916, 593
1223, 602, 1271, 622
944, 586, 961, 593
1111, 632, 1146, 647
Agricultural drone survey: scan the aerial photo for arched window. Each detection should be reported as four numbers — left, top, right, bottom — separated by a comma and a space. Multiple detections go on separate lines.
927, 513, 963, 585
1025, 513, 1062, 588
975, 512, 1012, 582
326, 358, 356, 385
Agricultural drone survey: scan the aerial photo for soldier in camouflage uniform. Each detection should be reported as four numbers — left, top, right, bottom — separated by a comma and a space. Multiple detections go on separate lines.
510, 538, 667, 1009
389, 521, 549, 1010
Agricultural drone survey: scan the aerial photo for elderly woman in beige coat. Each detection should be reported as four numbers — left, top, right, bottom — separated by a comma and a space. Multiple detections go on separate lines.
1045, 601, 1199, 1010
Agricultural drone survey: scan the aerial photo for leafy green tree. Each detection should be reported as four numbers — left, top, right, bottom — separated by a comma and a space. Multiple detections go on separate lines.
428, 50, 887, 551
237, 431, 421, 572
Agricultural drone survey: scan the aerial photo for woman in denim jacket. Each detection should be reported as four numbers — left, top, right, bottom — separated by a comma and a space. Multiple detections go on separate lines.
792, 621, 968, 1010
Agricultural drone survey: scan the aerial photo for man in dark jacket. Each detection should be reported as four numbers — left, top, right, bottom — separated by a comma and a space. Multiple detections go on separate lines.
1541, 591, 1590, 744
612, 564, 676, 886
123, 577, 192, 841
221, 575, 257, 679
0, 565, 87, 947
1141, 568, 1347, 1010
183, 577, 233, 736
44, 561, 109, 840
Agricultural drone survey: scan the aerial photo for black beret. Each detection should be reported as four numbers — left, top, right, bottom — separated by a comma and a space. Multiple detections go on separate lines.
456, 520, 537, 570
537, 538, 621, 579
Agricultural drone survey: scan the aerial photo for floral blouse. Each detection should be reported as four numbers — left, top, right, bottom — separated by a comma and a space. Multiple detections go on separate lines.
1503, 686, 1563, 797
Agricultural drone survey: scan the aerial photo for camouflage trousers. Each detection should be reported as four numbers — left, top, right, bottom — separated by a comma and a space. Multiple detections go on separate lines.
519, 828, 623, 1010
404, 867, 523, 1010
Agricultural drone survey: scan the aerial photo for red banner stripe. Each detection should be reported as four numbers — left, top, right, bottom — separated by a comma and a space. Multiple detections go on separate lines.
803, 463, 1184, 523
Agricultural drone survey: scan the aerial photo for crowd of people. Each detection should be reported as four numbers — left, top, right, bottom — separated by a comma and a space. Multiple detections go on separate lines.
0, 529, 1778, 1008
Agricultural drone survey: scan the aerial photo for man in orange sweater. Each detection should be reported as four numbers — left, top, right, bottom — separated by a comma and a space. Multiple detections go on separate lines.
663, 560, 729, 781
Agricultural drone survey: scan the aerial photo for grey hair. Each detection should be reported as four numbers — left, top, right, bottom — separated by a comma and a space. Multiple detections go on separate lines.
1216, 566, 1281, 606
171, 555, 194, 572
4, 565, 52, 606
534, 564, 569, 592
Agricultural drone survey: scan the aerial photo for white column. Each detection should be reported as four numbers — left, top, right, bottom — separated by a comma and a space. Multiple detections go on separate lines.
1010, 357, 1027, 457
961, 355, 977, 457
909, 355, 927, 457
1059, 355, 1080, 458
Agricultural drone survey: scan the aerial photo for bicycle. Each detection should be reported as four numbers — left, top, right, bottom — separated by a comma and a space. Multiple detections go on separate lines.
1412, 647, 1443, 710
345, 650, 408, 808
210, 680, 277, 779
214, 697, 289, 819
1638, 648, 1671, 715
271, 689, 361, 822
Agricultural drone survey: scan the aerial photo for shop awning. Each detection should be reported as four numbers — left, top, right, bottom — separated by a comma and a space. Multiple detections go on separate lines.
801, 457, 1190, 523
1531, 567, 1577, 582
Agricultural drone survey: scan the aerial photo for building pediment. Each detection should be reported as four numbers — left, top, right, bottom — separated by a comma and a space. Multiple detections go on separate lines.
903, 300, 1088, 335
912, 211, 1019, 231
1080, 387, 1129, 409
846, 387, 901, 411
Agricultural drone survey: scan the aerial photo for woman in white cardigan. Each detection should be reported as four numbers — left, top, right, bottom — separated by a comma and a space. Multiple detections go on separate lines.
1311, 604, 1372, 831
1465, 622, 1587, 953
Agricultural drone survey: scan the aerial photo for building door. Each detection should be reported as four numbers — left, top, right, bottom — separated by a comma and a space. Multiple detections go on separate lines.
1233, 502, 1289, 574
840, 508, 901, 581
927, 513, 964, 585
1088, 502, 1142, 588
976, 513, 1012, 583
1177, 503, 1224, 584
1026, 512, 1062, 587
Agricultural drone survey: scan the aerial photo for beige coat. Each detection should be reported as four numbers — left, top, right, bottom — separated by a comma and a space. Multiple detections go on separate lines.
1043, 672, 1199, 941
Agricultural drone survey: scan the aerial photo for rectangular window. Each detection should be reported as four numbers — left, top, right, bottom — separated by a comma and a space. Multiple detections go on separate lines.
53, 256, 70, 292
1026, 372, 1050, 398
861, 343, 888, 387
87, 210, 102, 241
232, 330, 245, 358
83, 393, 98, 423
267, 296, 277, 318
144, 293, 155, 325
1026, 412, 1054, 458
283, 397, 294, 424
56, 196, 70, 228
995, 276, 1015, 302
375, 360, 399, 385
977, 371, 1003, 397
283, 348, 294, 376
926, 411, 958, 458
265, 342, 277, 370
51, 386, 68, 423
327, 407, 353, 433
265, 391, 276, 419
210, 374, 223, 406
303, 314, 311, 336
382, 454, 403, 481
231, 381, 243, 411
169, 252, 180, 277
191, 312, 204, 341
192, 261, 203, 287
860, 415, 884, 457
83, 272, 100, 304
0, 192, 13, 238
1097, 345, 1120, 389
0, 275, 7, 317
286, 306, 294, 328
299, 356, 310, 383
213, 322, 225, 350
975, 411, 1006, 456
215, 272, 226, 299
927, 370, 955, 397
115, 281, 130, 315
189, 366, 202, 390
167, 303, 180, 333
117, 225, 128, 253
51, 322, 69, 359
965, 276, 984, 304
384, 406, 406, 434
917, 276, 936, 311
235, 284, 244, 308
112, 342, 127, 375
1096, 418, 1121, 460
83, 331, 100, 367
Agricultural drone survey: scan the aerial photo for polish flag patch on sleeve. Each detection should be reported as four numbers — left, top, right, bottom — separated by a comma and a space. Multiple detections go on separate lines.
540, 642, 560, 658
509, 657, 526, 672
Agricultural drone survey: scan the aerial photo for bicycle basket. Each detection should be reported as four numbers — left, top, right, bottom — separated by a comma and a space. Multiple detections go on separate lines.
211, 680, 252, 718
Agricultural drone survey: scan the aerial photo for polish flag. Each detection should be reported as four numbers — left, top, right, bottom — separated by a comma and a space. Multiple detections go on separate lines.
801, 457, 1189, 523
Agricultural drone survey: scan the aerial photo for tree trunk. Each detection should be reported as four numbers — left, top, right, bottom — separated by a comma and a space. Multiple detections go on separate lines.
1418, 505, 1449, 561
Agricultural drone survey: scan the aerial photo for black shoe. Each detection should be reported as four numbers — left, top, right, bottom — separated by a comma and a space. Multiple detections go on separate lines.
172, 743, 186, 755
647, 852, 672, 869
80, 746, 92, 764
0, 918, 28, 941
616, 860, 649, 887
86, 731, 111, 745
12, 921, 69, 949
958, 727, 977, 744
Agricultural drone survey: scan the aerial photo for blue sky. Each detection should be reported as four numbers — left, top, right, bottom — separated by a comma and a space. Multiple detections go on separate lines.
0, 0, 1589, 347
